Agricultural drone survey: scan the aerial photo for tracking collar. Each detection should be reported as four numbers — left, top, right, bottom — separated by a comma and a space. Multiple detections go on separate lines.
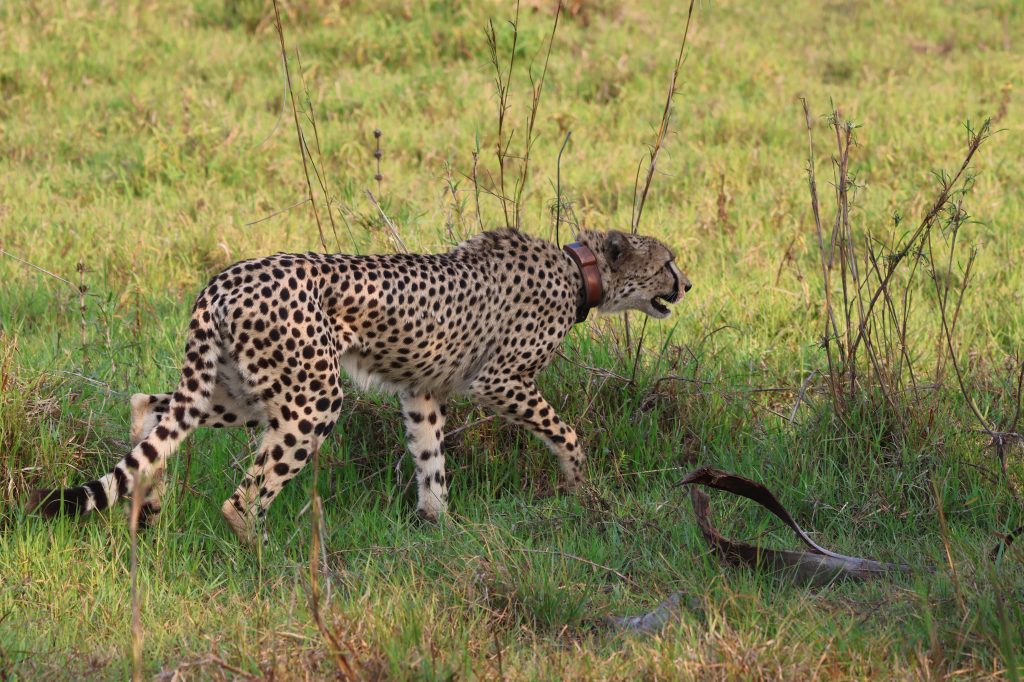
563, 242, 604, 324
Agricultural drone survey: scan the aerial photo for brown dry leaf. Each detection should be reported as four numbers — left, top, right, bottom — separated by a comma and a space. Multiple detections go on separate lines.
680, 466, 922, 587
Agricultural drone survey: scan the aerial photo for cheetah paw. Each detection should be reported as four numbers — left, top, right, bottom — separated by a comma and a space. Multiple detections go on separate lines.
415, 508, 439, 523
221, 499, 259, 546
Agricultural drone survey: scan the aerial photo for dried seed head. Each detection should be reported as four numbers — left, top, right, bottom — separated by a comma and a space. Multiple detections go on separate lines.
374, 173, 383, 182
373, 129, 382, 139
373, 150, 382, 159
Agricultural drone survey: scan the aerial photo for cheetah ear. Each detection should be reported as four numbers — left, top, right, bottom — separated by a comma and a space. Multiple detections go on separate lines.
605, 230, 632, 270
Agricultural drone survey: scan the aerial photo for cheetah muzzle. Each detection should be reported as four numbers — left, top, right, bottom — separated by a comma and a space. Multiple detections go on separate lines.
30, 228, 692, 545
651, 260, 689, 317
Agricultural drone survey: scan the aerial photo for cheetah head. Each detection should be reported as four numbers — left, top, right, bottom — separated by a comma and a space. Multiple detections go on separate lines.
585, 230, 692, 319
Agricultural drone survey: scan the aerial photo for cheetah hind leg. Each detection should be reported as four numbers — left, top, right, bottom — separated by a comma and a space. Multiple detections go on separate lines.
130, 393, 170, 447
129, 393, 171, 527
219, 313, 345, 546
130, 387, 264, 528
220, 411, 340, 546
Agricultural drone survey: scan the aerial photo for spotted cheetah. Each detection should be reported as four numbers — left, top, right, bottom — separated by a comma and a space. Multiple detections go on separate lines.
31, 229, 691, 544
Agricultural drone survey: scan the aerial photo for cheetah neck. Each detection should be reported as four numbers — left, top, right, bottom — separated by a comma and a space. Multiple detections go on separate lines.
563, 242, 604, 324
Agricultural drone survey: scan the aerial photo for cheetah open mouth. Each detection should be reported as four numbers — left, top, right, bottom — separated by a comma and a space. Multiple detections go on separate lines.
650, 269, 682, 315
650, 294, 674, 316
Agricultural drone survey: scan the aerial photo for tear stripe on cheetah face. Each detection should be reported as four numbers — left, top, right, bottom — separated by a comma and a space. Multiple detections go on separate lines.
29, 228, 691, 545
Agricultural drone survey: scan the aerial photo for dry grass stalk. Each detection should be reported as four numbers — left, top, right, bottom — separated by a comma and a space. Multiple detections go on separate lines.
271, 0, 328, 252
802, 104, 993, 412
929, 210, 1023, 477
802, 104, 1023, 489
76, 262, 87, 357
470, 147, 483, 231
307, 445, 355, 678
930, 476, 968, 617
0, 248, 79, 290
295, 46, 343, 252
130, 482, 146, 682
512, 0, 562, 230
484, 2, 521, 229
630, 0, 697, 234
507, 546, 638, 588
442, 162, 464, 245
553, 130, 573, 245
244, 197, 311, 227
481, 0, 563, 232
365, 189, 408, 253
373, 128, 384, 197
843, 120, 991, 393
264, 5, 358, 675
622, 0, 698, 385
801, 99, 844, 410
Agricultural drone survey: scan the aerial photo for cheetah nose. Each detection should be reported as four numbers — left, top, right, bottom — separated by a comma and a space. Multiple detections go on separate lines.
683, 276, 692, 293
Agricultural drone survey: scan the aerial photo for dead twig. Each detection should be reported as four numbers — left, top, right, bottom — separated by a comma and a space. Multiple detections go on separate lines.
513, 0, 562, 230
631, 0, 697, 233
787, 370, 818, 423
130, 483, 146, 682
244, 198, 311, 227
0, 248, 80, 291
155, 652, 261, 681
508, 546, 637, 588
365, 190, 408, 254
271, 0, 328, 252
307, 445, 355, 679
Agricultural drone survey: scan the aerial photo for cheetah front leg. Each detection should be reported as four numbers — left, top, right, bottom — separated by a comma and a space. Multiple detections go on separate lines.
400, 391, 448, 521
470, 376, 585, 489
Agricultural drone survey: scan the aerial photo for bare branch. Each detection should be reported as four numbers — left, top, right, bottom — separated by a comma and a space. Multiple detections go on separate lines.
271, 0, 328, 252
631, 0, 697, 233
365, 190, 408, 254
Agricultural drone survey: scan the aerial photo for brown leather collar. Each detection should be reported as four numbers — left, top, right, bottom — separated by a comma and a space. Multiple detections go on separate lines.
563, 242, 603, 324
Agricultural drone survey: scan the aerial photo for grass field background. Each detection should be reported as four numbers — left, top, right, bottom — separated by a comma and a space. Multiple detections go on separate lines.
1, 0, 1022, 678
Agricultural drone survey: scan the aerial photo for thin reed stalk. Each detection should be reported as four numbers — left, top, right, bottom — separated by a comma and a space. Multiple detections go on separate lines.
271, 0, 328, 252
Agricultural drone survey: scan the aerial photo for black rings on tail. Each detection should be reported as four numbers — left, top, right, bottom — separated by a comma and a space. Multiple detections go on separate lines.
28, 481, 107, 518
29, 479, 161, 527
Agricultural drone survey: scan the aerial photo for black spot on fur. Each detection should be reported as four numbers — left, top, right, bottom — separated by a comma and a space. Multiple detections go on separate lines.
139, 441, 158, 463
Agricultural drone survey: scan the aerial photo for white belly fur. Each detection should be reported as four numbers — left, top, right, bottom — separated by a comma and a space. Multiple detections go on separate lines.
338, 352, 390, 392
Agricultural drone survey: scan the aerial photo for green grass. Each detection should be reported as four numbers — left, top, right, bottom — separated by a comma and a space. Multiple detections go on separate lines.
1, 0, 1023, 678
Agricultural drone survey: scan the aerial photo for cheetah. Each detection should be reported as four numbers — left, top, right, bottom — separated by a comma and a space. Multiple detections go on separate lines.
31, 229, 691, 544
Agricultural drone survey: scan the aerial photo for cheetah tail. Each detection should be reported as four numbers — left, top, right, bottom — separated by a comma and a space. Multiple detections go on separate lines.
27, 442, 168, 520
29, 293, 221, 521
28, 478, 117, 519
